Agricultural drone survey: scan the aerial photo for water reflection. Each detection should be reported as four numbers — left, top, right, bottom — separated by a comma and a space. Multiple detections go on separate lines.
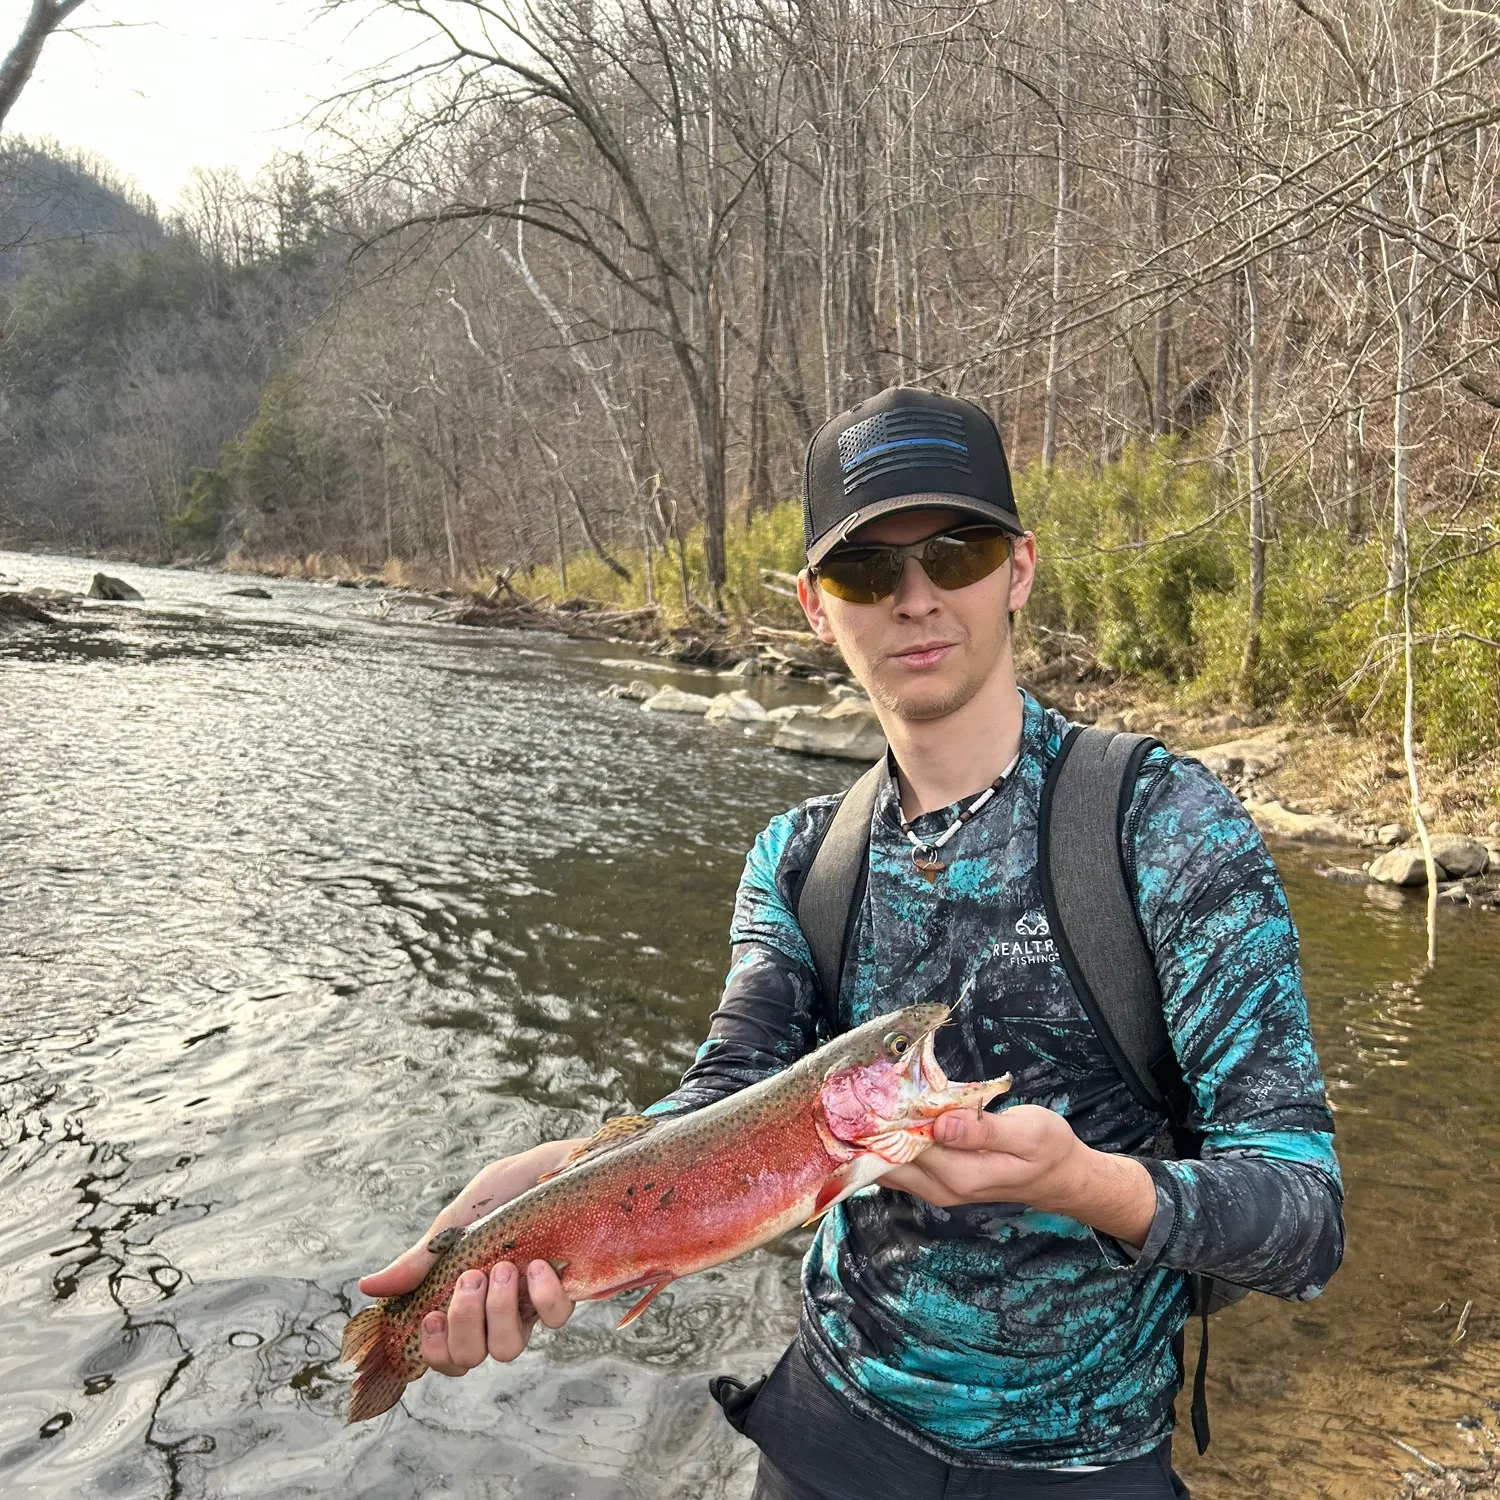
1, 548, 1496, 1499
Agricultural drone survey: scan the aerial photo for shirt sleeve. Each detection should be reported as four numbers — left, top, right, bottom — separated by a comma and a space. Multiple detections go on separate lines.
642, 800, 830, 1119
1117, 752, 1345, 1301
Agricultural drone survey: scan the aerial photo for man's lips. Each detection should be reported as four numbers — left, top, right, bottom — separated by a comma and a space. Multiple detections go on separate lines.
888, 641, 959, 670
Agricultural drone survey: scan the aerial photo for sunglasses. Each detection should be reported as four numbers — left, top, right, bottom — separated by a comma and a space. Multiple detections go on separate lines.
813, 524, 1013, 604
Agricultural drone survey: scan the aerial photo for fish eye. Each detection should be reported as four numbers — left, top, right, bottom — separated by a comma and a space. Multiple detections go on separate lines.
884, 1031, 912, 1058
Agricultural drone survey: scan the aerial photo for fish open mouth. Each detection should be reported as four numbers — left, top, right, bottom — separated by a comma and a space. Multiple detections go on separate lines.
899, 1024, 1011, 1120
816, 1005, 1011, 1165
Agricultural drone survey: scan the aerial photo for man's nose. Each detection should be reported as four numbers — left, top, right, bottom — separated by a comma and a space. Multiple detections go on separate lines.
890, 556, 942, 617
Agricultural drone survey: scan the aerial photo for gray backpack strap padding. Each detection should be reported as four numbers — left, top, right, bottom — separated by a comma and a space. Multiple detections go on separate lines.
795, 759, 884, 1012
1038, 725, 1177, 1115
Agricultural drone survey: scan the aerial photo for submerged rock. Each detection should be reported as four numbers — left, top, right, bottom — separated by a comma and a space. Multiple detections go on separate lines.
600, 680, 656, 702
705, 690, 770, 726
641, 685, 714, 715
88, 573, 142, 601
773, 698, 886, 761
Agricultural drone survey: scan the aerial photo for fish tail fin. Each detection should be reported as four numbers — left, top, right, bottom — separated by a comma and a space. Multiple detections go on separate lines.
342, 1305, 412, 1424
340, 1305, 386, 1365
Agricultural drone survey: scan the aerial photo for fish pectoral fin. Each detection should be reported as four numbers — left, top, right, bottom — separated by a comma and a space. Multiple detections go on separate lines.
614, 1274, 674, 1329
537, 1114, 658, 1181
802, 1164, 862, 1227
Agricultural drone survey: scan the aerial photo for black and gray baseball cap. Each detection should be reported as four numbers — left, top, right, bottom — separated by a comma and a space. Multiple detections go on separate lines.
802, 386, 1022, 566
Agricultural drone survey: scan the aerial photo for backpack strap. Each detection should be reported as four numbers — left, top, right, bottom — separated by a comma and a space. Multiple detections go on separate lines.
794, 760, 884, 1016
1039, 725, 1218, 1453
1038, 725, 1193, 1127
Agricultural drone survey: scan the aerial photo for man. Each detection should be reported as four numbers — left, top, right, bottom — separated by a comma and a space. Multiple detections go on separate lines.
360, 387, 1343, 1498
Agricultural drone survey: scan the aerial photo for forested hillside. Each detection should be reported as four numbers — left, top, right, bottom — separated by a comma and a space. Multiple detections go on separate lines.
1, 0, 1498, 759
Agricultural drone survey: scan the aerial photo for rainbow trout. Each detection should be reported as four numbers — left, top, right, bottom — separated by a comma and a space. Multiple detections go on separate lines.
341, 1002, 1010, 1420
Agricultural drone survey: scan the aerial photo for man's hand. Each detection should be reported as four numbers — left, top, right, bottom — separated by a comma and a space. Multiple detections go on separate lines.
357, 1138, 587, 1376
882, 1105, 1157, 1247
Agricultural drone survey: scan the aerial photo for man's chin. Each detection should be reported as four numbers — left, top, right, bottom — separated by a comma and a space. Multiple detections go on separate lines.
869, 673, 982, 723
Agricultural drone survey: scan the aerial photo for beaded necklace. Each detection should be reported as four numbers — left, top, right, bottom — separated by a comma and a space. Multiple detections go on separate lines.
900, 751, 1020, 882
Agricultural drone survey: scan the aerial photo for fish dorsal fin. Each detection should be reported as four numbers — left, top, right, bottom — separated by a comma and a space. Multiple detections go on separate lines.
537, 1114, 657, 1182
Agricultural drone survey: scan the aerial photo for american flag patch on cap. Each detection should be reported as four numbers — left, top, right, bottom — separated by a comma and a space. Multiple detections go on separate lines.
837, 409, 970, 495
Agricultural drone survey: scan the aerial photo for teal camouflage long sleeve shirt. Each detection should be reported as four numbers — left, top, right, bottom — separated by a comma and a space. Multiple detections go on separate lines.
647, 692, 1343, 1469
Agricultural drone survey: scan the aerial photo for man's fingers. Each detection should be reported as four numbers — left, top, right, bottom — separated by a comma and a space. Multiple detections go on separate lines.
420, 1310, 466, 1376
486, 1262, 531, 1362
443, 1270, 491, 1370
527, 1260, 575, 1330
359, 1210, 455, 1296
358, 1244, 437, 1298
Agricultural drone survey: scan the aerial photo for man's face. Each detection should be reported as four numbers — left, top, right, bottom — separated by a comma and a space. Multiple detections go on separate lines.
797, 508, 1037, 722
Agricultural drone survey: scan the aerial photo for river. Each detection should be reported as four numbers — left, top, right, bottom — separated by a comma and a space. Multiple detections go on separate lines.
0, 552, 1495, 1500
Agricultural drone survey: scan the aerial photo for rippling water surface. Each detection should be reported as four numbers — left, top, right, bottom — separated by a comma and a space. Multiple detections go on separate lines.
1, 552, 1495, 1499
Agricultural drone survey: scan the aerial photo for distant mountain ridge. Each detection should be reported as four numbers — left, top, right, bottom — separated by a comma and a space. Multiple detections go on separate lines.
0, 139, 163, 277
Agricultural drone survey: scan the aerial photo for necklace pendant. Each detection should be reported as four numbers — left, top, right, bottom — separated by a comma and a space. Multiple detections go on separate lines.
913, 849, 945, 882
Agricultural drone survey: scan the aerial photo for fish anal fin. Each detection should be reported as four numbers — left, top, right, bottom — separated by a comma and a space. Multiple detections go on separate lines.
538, 1114, 658, 1181
615, 1275, 674, 1329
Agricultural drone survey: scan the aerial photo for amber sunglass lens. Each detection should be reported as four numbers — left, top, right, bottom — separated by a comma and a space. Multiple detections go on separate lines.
925, 530, 1011, 590
816, 548, 903, 603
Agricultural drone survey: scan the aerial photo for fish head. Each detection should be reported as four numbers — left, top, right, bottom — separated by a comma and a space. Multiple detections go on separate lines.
816, 1003, 1011, 1166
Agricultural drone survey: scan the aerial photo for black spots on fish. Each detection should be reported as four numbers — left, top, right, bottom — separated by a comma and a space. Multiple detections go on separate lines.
621, 1184, 637, 1213
426, 1226, 463, 1256
642, 1183, 655, 1192
502, 1240, 516, 1253
655, 1185, 676, 1211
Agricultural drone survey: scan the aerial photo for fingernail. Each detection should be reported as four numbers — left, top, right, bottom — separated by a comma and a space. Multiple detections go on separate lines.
527, 1260, 549, 1278
459, 1271, 485, 1292
494, 1262, 515, 1285
424, 1312, 444, 1333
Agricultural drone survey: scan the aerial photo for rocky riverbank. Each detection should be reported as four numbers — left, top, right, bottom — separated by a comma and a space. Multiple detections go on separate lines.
596, 658, 1500, 913
7, 560, 1494, 914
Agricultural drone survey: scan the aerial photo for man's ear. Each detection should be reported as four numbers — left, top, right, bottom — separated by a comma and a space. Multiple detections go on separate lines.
1007, 534, 1037, 613
797, 570, 839, 645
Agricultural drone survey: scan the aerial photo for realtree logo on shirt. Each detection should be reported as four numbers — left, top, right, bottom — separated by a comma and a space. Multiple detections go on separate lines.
1000, 910, 1057, 965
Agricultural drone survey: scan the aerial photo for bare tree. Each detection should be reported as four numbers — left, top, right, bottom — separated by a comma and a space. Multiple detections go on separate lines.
0, 0, 88, 128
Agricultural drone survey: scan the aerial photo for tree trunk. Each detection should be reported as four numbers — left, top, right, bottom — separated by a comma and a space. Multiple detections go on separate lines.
1238, 259, 1265, 704
1042, 1, 1071, 469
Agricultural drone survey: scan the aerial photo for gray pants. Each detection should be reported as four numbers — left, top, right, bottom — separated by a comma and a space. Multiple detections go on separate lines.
720, 1342, 1190, 1500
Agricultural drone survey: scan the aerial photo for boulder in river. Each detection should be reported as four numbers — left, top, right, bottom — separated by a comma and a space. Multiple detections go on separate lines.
1367, 847, 1429, 886
0, 592, 58, 630
641, 685, 714, 715
88, 573, 142, 601
772, 698, 887, 761
766, 703, 822, 724
1426, 832, 1489, 878
224, 586, 273, 599
1375, 823, 1409, 846
1368, 834, 1490, 887
705, 690, 770, 726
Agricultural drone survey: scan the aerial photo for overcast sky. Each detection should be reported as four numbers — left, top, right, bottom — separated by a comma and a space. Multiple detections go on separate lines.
0, 0, 431, 209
